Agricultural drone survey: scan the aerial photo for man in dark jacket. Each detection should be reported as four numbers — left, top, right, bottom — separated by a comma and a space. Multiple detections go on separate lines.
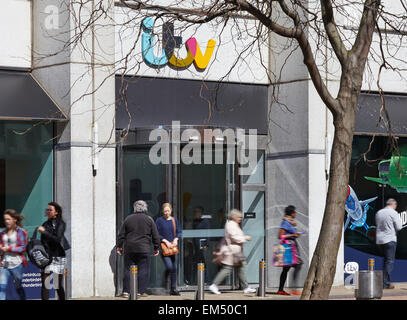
117, 200, 160, 297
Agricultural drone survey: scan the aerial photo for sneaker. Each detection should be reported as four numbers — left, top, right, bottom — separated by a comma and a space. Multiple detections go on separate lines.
209, 284, 221, 295
276, 290, 290, 296
120, 292, 129, 298
170, 289, 181, 296
243, 287, 256, 294
291, 290, 302, 296
384, 284, 395, 289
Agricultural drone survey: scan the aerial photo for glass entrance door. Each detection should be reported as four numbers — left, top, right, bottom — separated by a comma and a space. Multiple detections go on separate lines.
120, 147, 168, 291
178, 146, 236, 289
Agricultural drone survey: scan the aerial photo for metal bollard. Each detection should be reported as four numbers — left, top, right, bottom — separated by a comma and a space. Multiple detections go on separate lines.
130, 265, 138, 300
63, 268, 68, 299
257, 259, 266, 297
196, 263, 205, 300
355, 259, 382, 300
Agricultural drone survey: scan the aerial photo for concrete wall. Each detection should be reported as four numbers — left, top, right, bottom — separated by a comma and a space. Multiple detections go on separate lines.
266, 25, 310, 286
33, 0, 116, 298
266, 2, 346, 288
0, 0, 31, 69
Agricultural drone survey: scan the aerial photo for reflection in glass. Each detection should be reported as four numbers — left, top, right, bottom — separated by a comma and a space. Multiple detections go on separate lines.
0, 121, 53, 235
123, 148, 167, 288
348, 136, 407, 259
241, 151, 264, 185
180, 148, 230, 287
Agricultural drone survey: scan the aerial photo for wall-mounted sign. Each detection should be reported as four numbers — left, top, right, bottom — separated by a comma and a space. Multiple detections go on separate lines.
244, 212, 256, 219
141, 17, 216, 69
344, 262, 359, 274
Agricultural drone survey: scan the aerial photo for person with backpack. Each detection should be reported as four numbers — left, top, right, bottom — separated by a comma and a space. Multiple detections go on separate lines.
37, 202, 70, 300
0, 209, 28, 300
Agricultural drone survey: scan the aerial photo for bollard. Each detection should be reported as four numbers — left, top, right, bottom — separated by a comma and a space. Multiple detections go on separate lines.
257, 259, 266, 297
196, 263, 205, 300
63, 268, 68, 299
130, 265, 138, 300
355, 259, 382, 300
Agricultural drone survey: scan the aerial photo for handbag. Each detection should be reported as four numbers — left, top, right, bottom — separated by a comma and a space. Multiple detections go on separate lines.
212, 242, 245, 266
212, 238, 227, 266
160, 217, 179, 256
272, 238, 299, 267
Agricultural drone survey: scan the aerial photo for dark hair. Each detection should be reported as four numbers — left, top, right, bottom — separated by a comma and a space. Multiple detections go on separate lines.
48, 202, 63, 220
284, 205, 296, 216
3, 209, 25, 228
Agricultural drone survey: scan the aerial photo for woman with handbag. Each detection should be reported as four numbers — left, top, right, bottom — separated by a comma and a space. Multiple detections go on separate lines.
0, 209, 28, 300
38, 202, 70, 300
155, 203, 182, 296
277, 205, 302, 296
209, 209, 256, 295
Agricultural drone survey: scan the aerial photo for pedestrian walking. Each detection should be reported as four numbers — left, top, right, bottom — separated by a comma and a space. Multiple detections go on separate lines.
209, 209, 256, 295
375, 198, 402, 289
155, 203, 182, 296
277, 205, 302, 296
117, 200, 160, 298
0, 209, 28, 300
38, 202, 70, 300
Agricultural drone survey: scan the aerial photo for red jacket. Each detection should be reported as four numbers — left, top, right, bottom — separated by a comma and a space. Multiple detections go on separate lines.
0, 227, 28, 267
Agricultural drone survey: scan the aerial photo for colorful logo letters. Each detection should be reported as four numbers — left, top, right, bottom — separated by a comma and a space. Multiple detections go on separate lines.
142, 18, 216, 69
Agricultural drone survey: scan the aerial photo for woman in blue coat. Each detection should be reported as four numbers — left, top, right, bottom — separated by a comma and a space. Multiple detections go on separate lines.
155, 203, 182, 295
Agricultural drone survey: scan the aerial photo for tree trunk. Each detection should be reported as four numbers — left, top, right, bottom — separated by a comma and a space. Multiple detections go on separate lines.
301, 105, 356, 300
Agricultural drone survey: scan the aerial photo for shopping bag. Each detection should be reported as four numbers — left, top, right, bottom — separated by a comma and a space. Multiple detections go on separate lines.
272, 240, 298, 267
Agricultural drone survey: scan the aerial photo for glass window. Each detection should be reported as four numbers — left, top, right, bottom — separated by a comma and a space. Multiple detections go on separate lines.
241, 151, 265, 185
0, 121, 54, 236
122, 147, 167, 288
242, 190, 265, 283
347, 136, 407, 256
179, 148, 231, 287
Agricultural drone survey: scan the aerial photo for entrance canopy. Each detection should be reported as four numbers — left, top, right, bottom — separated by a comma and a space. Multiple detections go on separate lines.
0, 70, 67, 121
115, 76, 268, 134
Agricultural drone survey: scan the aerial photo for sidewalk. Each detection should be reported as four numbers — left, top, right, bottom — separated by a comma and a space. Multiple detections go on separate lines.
72, 282, 407, 300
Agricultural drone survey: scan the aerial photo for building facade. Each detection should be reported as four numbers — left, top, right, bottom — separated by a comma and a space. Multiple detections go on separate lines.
0, 0, 406, 298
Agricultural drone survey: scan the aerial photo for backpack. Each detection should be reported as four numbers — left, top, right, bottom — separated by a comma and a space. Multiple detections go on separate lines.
26, 228, 51, 269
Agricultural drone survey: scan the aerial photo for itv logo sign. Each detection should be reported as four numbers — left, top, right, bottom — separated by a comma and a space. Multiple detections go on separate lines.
142, 18, 216, 69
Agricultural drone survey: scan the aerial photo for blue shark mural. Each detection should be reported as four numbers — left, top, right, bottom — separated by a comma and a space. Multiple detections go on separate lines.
345, 185, 377, 232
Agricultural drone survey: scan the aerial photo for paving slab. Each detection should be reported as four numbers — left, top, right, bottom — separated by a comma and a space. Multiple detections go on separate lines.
71, 282, 407, 300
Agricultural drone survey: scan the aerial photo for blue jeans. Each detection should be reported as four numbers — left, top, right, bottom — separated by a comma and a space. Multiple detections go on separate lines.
0, 264, 26, 300
123, 253, 151, 294
378, 241, 397, 288
162, 254, 178, 290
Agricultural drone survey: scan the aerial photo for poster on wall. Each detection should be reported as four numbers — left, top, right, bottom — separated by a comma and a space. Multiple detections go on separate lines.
344, 137, 407, 282
5, 262, 55, 300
